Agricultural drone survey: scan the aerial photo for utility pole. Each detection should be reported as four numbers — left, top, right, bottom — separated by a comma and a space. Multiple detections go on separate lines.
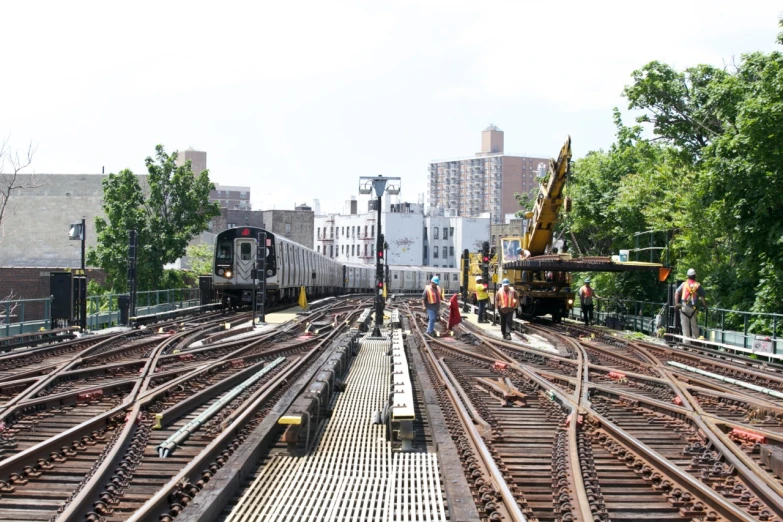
359, 175, 401, 337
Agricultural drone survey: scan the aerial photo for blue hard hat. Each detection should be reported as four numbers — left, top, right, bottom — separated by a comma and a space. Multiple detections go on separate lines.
432, 276, 440, 284
502, 278, 510, 286
516, 247, 523, 253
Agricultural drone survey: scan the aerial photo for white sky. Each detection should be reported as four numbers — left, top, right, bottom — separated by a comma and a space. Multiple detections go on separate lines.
3, 0, 781, 213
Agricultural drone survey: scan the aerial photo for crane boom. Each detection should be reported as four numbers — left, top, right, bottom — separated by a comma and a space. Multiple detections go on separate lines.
522, 136, 572, 256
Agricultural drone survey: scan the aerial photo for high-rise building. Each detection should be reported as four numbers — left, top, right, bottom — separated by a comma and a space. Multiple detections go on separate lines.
174, 148, 251, 210
176, 147, 207, 176
210, 184, 251, 210
428, 125, 548, 223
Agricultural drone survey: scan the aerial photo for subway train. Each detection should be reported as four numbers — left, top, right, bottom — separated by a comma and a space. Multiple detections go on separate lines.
212, 226, 460, 307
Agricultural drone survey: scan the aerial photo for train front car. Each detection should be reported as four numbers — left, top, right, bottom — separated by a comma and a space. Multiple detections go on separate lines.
213, 226, 277, 307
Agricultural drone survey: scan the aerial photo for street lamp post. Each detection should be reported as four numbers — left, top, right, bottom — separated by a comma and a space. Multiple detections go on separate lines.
68, 218, 87, 333
359, 175, 401, 337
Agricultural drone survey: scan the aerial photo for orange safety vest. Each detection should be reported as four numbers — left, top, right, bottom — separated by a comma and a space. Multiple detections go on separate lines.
579, 285, 594, 305
496, 288, 518, 309
425, 285, 441, 304
682, 280, 701, 306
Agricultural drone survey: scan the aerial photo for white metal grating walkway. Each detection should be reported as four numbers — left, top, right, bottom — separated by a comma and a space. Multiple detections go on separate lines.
225, 337, 447, 522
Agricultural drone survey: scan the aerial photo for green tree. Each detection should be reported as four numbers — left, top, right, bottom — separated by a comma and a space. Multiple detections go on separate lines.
620, 21, 783, 314
187, 243, 214, 275
88, 146, 220, 291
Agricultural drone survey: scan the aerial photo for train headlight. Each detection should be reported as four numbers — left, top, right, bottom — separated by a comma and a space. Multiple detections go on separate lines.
225, 270, 233, 278
568, 299, 574, 305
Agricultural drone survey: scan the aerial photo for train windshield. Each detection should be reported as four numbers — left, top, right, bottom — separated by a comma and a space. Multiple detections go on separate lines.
217, 241, 233, 263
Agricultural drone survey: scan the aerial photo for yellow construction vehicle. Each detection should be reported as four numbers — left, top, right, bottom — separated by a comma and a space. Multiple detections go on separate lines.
500, 136, 575, 321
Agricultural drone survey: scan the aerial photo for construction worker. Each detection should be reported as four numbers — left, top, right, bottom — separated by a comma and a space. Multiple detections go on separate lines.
475, 276, 490, 323
495, 278, 518, 340
422, 276, 442, 335
578, 278, 599, 326
675, 268, 707, 344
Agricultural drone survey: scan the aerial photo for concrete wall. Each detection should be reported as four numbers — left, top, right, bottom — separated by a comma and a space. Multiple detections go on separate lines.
0, 174, 147, 267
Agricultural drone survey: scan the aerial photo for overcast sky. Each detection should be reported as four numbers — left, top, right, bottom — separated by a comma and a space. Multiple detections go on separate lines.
4, 1, 781, 213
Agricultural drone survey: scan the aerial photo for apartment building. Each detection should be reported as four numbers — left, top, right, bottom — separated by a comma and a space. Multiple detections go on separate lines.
428, 125, 548, 223
314, 199, 488, 268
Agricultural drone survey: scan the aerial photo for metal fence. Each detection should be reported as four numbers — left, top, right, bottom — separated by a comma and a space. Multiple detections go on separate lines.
571, 298, 783, 355
1, 298, 52, 337
0, 288, 202, 337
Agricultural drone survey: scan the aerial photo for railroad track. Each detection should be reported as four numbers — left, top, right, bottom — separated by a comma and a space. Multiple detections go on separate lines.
2, 295, 783, 521
403, 299, 783, 520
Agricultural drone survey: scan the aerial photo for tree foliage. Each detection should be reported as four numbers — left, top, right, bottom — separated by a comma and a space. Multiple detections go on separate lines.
88, 146, 220, 291
187, 243, 214, 276
567, 20, 783, 315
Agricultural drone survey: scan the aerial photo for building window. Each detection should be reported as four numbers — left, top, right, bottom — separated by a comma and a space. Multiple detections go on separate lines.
330, 227, 334, 238
364, 244, 368, 256
285, 223, 291, 235
371, 225, 374, 237
317, 227, 320, 238
450, 246, 454, 257
351, 245, 355, 256
335, 228, 339, 239
450, 227, 454, 236
433, 246, 439, 258
227, 223, 236, 229
423, 246, 428, 259
330, 245, 333, 257
433, 227, 439, 240
240, 191, 247, 198
423, 227, 428, 239
317, 246, 321, 254
364, 225, 368, 238
443, 227, 448, 240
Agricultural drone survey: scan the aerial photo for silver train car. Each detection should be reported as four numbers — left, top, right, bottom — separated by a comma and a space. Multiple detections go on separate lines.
212, 226, 460, 306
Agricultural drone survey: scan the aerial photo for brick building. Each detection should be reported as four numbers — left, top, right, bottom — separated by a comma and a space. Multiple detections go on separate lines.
428, 126, 548, 223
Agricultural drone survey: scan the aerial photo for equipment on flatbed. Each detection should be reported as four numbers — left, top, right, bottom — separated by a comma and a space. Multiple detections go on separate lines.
462, 136, 663, 322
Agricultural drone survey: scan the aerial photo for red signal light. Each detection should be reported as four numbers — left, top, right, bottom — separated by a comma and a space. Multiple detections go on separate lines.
241, 228, 250, 236
378, 251, 383, 258
378, 282, 383, 288
483, 256, 489, 262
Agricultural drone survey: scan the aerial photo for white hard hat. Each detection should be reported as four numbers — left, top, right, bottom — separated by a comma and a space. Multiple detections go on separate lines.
475, 276, 482, 282
687, 268, 696, 277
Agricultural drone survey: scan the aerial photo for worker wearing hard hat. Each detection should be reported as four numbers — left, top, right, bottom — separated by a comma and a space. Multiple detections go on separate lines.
422, 276, 442, 335
475, 276, 490, 323
675, 268, 707, 344
495, 278, 518, 340
578, 278, 600, 326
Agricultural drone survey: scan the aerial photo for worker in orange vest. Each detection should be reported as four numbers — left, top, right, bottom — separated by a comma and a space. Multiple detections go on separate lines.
675, 268, 707, 344
422, 276, 442, 335
495, 278, 518, 340
578, 278, 600, 326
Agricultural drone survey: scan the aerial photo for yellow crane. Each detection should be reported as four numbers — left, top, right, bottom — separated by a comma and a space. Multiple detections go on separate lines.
521, 135, 572, 257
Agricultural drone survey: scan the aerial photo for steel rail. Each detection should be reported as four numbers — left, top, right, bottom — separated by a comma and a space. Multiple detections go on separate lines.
125, 308, 361, 522
412, 316, 528, 522
52, 314, 270, 522
668, 360, 783, 399
670, 375, 783, 514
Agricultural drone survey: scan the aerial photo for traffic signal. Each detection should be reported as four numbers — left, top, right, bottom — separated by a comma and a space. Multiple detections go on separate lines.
377, 234, 385, 261
481, 241, 490, 283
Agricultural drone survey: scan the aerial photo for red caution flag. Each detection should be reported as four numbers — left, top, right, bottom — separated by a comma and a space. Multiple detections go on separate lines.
447, 293, 462, 330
